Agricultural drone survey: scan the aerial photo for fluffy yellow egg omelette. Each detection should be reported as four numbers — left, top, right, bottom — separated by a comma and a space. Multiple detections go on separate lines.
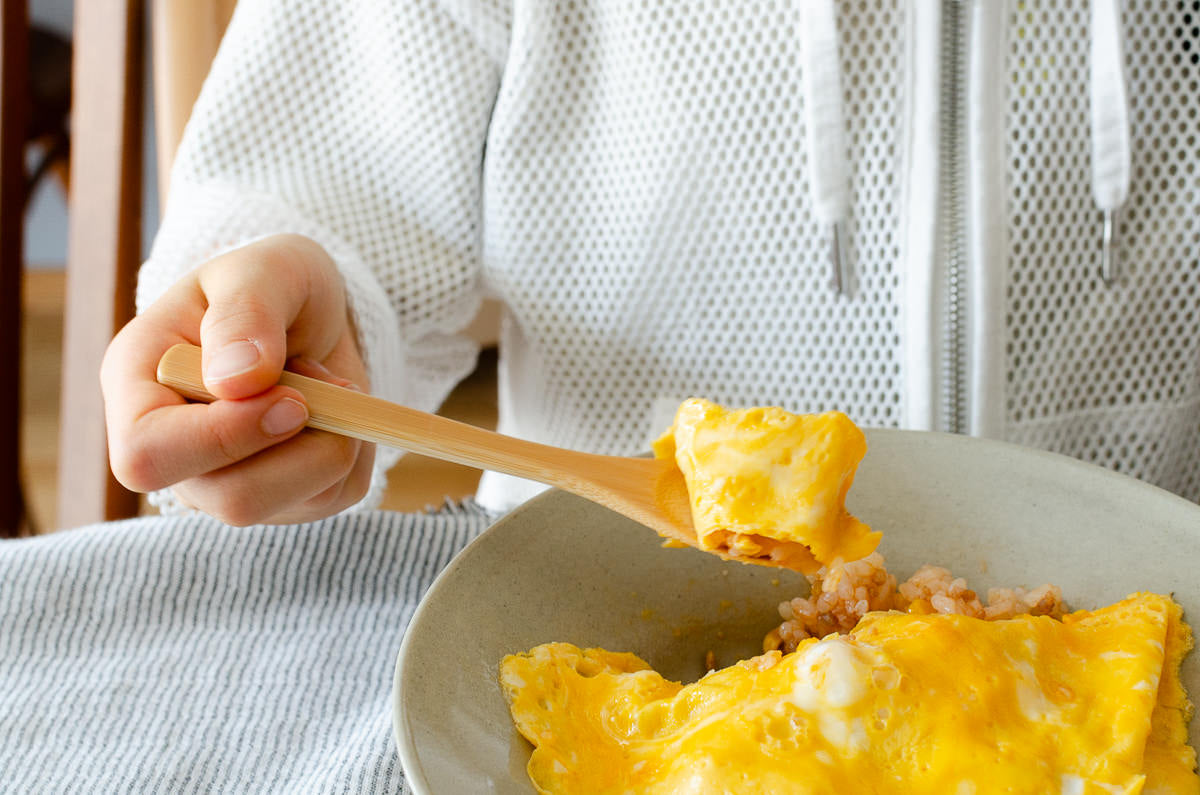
500, 593, 1198, 794
652, 398, 880, 567
502, 400, 1198, 791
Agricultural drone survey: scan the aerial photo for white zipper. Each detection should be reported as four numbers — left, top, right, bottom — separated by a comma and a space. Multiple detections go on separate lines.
919, 0, 1121, 437
940, 0, 969, 434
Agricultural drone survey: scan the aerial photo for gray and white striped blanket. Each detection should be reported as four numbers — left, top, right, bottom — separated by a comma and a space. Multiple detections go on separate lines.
0, 505, 493, 793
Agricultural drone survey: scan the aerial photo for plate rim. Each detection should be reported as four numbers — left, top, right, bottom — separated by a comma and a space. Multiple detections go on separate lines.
393, 480, 570, 793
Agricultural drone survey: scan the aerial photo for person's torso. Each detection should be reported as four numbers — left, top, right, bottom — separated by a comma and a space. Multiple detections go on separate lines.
476, 0, 1200, 505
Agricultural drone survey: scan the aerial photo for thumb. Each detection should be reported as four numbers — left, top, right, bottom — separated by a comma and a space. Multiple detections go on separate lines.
201, 334, 283, 401
198, 275, 296, 402
196, 235, 347, 401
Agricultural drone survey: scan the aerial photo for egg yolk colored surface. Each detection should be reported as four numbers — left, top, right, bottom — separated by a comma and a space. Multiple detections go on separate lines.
652, 398, 880, 567
500, 593, 1198, 794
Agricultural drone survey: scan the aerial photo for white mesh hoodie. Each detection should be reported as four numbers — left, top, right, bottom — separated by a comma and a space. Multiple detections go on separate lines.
139, 0, 1200, 513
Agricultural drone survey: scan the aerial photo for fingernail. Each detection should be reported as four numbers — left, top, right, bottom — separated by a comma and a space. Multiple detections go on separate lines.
207, 340, 261, 381
260, 398, 308, 436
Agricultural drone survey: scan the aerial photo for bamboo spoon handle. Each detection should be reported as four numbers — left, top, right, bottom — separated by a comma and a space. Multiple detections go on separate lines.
155, 344, 810, 572
156, 343, 607, 494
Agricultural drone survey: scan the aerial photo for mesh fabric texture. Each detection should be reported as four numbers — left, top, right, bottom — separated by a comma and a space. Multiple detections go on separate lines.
1002, 0, 1200, 498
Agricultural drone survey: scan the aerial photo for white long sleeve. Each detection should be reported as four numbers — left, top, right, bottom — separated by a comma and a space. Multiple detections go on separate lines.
139, 0, 510, 509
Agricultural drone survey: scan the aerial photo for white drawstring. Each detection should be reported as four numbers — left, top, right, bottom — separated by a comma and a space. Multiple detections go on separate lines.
799, 0, 851, 294
1089, 0, 1131, 286
801, 2, 1127, 292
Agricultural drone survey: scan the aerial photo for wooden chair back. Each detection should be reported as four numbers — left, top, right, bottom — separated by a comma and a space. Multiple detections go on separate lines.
1, 2, 29, 536
57, 0, 235, 530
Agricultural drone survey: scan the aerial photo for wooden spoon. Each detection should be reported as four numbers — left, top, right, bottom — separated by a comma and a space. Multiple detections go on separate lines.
157, 343, 814, 571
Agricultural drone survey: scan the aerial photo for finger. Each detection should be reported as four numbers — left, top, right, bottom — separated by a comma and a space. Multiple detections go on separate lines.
109, 384, 311, 493
289, 302, 371, 393
260, 359, 374, 523
103, 288, 208, 490
172, 428, 363, 526
197, 262, 298, 401
286, 355, 359, 389
197, 235, 346, 400
267, 440, 376, 525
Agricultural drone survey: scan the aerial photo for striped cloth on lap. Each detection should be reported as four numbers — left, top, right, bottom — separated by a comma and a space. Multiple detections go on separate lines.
0, 505, 492, 793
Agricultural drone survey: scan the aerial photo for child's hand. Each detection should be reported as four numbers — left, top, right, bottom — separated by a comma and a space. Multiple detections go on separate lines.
101, 234, 376, 525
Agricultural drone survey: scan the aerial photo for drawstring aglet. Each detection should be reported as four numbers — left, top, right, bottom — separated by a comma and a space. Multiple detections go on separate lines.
1101, 208, 1119, 286
830, 220, 848, 295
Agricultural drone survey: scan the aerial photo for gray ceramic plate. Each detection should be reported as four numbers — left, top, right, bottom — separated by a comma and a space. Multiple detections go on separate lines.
394, 429, 1200, 794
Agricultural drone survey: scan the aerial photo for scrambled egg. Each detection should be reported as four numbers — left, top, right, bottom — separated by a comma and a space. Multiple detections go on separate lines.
652, 398, 880, 567
501, 400, 1198, 791
501, 593, 1198, 794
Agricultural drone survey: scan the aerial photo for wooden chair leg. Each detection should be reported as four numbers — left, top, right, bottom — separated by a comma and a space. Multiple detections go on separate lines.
0, 1, 29, 538
58, 0, 143, 530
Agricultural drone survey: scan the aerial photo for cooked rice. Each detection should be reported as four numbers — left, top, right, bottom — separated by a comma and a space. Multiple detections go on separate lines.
768, 553, 1066, 653
898, 565, 985, 616
773, 553, 898, 651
